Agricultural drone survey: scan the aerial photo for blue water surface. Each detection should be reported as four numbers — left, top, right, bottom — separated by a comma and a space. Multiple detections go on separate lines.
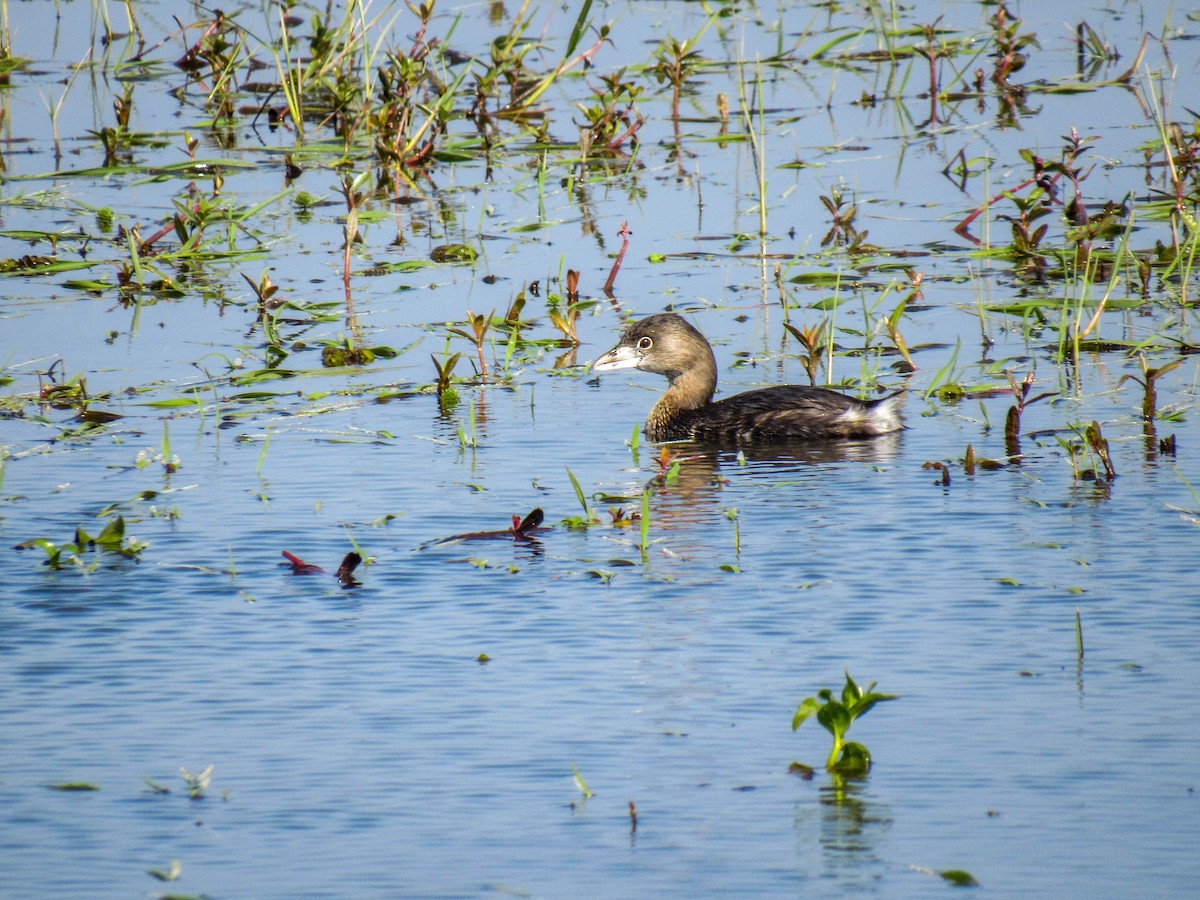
2, 1, 1200, 897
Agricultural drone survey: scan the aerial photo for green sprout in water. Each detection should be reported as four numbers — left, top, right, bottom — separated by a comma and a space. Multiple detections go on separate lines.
792, 671, 898, 776
562, 466, 597, 529
571, 766, 594, 801
180, 764, 214, 800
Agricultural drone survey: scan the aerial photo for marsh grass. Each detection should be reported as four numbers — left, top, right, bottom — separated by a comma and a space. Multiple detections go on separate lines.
564, 466, 596, 528
2, 0, 1198, 576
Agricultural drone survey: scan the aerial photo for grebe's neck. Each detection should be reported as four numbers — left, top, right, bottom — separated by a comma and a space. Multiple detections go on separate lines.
645, 345, 717, 441
661, 343, 717, 412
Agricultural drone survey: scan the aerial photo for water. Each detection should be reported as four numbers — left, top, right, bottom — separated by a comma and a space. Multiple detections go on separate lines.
3, 0, 1200, 896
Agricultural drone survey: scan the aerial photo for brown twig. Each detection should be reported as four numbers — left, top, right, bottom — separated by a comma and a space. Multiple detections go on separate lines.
953, 175, 1038, 243
602, 221, 631, 296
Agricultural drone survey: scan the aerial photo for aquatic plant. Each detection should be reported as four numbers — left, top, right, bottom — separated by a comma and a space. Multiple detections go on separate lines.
911, 865, 980, 888
449, 310, 494, 380
281, 550, 363, 587
491, 0, 611, 115
548, 270, 584, 344
562, 467, 597, 529
783, 319, 829, 386
15, 516, 148, 570
1118, 355, 1184, 439
147, 859, 182, 883
1003, 371, 1055, 459
510, 508, 545, 538
652, 30, 706, 122
576, 68, 645, 157
792, 671, 898, 776
571, 767, 594, 801
456, 399, 478, 449
725, 507, 741, 557
1083, 420, 1117, 481
650, 447, 684, 487
179, 764, 214, 800
638, 488, 651, 560
601, 222, 631, 296
432, 352, 463, 408
923, 459, 952, 487
333, 170, 372, 363
884, 274, 922, 373
243, 269, 282, 323
1056, 420, 1117, 483
819, 187, 866, 250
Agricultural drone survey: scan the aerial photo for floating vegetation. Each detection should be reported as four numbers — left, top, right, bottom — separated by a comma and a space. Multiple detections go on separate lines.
281, 550, 363, 588
14, 517, 148, 570
792, 672, 898, 777
425, 508, 548, 546
571, 767, 594, 802
179, 765, 214, 801
147, 860, 182, 883
911, 865, 981, 888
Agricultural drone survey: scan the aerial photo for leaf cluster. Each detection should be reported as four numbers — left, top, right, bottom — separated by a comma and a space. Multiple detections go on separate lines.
792, 671, 897, 776
14, 516, 148, 570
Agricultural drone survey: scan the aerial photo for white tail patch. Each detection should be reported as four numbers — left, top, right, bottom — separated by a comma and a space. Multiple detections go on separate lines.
837, 397, 903, 434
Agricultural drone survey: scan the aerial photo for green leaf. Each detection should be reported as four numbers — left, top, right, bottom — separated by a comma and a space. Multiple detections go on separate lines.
368, 259, 437, 273
141, 398, 201, 408
430, 243, 478, 263
142, 776, 171, 794
807, 293, 858, 309
232, 368, 297, 385
791, 697, 820, 731
841, 671, 862, 707
148, 860, 183, 882
0, 257, 100, 275
95, 516, 126, 546
816, 701, 851, 739
790, 271, 852, 287
830, 741, 872, 776
15, 538, 58, 555
940, 869, 980, 887
851, 691, 899, 719
571, 766, 594, 799
564, 0, 593, 57
565, 466, 592, 521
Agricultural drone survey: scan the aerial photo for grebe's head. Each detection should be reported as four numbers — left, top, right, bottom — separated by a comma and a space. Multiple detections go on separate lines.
591, 313, 714, 381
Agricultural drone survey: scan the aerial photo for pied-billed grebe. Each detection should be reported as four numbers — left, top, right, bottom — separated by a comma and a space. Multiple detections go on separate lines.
592, 313, 903, 443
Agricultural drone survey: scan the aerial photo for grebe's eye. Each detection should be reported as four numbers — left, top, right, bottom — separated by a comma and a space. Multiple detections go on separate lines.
636, 336, 653, 351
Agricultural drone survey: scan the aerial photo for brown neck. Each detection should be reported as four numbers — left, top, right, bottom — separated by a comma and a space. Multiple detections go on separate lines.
645, 355, 716, 441
662, 347, 717, 412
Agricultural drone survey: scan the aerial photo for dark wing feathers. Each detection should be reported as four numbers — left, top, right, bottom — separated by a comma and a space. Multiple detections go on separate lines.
679, 386, 898, 442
